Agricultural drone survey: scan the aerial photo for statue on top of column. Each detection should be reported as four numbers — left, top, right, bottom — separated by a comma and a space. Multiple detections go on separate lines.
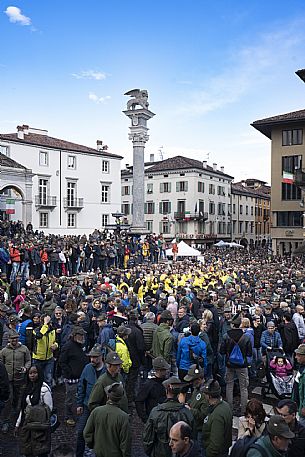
124, 89, 149, 110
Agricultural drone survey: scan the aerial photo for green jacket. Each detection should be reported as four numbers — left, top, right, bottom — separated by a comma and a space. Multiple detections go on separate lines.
152, 323, 173, 362
188, 384, 209, 433
88, 370, 128, 413
84, 402, 131, 457
0, 343, 31, 381
143, 398, 194, 457
202, 399, 232, 457
246, 434, 284, 457
292, 366, 305, 418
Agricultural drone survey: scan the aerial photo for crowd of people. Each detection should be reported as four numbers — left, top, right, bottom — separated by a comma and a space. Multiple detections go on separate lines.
0, 219, 305, 456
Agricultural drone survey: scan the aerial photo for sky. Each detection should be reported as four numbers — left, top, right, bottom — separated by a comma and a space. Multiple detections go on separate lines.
1, 1, 305, 183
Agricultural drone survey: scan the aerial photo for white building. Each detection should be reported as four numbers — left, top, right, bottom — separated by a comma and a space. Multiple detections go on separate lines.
121, 155, 233, 247
0, 125, 123, 234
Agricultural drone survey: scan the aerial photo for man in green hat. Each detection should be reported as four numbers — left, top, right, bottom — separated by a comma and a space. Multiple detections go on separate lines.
143, 376, 194, 457
182, 364, 209, 440
84, 382, 131, 457
88, 351, 128, 413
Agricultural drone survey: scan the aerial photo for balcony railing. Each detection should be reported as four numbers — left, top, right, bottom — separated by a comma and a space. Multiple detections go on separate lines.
174, 211, 208, 221
63, 198, 84, 209
35, 195, 57, 207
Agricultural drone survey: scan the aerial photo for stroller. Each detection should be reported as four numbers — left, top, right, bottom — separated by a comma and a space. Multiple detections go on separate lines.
261, 348, 294, 399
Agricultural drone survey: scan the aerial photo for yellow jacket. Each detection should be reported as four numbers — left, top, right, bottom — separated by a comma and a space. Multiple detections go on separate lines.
32, 324, 58, 361
115, 336, 132, 374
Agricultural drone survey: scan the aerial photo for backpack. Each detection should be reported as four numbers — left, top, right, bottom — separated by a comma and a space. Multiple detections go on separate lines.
228, 335, 245, 367
230, 436, 269, 457
189, 344, 204, 368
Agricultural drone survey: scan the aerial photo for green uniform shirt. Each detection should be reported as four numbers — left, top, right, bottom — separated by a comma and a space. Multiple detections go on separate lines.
88, 370, 128, 413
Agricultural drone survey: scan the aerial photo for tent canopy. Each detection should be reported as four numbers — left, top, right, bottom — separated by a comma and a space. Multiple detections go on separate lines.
166, 240, 201, 257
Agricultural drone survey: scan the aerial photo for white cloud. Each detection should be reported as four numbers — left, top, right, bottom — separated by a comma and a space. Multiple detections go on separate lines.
4, 6, 31, 26
72, 70, 107, 81
175, 19, 305, 116
88, 92, 111, 104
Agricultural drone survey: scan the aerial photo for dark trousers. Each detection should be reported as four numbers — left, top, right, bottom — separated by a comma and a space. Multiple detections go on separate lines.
76, 405, 90, 457
126, 366, 139, 403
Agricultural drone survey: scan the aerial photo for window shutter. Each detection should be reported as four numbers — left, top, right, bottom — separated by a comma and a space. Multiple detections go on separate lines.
159, 202, 163, 214
168, 201, 172, 213
185, 181, 188, 192
152, 202, 155, 214
168, 182, 171, 192
144, 203, 147, 214
176, 182, 179, 192
160, 183, 164, 193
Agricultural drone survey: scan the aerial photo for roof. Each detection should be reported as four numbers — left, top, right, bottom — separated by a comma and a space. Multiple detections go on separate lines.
0, 152, 27, 170
0, 132, 123, 159
251, 109, 305, 138
232, 182, 270, 199
296, 69, 305, 83
122, 155, 233, 179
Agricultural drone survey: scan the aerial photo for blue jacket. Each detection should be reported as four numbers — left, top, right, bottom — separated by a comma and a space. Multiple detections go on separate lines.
260, 330, 283, 354
77, 362, 106, 407
97, 324, 115, 347
17, 319, 32, 345
177, 335, 207, 370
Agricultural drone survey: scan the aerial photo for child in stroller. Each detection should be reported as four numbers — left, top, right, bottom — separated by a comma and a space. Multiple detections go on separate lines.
268, 351, 294, 397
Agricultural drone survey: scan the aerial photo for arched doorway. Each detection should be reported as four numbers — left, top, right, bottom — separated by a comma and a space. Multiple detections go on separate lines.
0, 185, 25, 222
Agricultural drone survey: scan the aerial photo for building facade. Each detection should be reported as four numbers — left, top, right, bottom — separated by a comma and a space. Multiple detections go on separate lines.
252, 110, 305, 255
121, 156, 233, 247
231, 183, 256, 246
0, 125, 122, 234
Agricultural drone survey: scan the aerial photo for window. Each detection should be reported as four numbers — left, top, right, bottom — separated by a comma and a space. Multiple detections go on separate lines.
198, 182, 204, 193
176, 181, 188, 192
277, 211, 303, 227
101, 214, 109, 227
145, 202, 155, 214
146, 220, 153, 232
251, 207, 254, 216
209, 201, 215, 214
121, 186, 130, 196
67, 182, 76, 206
250, 222, 254, 234
102, 160, 110, 173
209, 184, 215, 195
233, 204, 236, 214
101, 184, 110, 203
217, 186, 225, 196
67, 155, 76, 169
246, 205, 248, 215
159, 201, 171, 214
38, 178, 48, 205
177, 200, 186, 213
159, 221, 170, 234
39, 151, 48, 166
67, 213, 76, 228
282, 183, 301, 200
282, 129, 303, 146
239, 221, 243, 233
0, 145, 9, 156
160, 182, 171, 193
39, 212, 48, 228
121, 203, 130, 215
245, 221, 249, 233
147, 183, 153, 194
217, 203, 225, 215
282, 155, 302, 173
239, 205, 243, 215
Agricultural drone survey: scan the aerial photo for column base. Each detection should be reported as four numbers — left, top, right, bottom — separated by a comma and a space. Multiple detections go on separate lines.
129, 226, 150, 235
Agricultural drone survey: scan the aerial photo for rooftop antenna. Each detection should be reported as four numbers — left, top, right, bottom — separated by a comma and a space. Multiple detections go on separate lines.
159, 146, 164, 161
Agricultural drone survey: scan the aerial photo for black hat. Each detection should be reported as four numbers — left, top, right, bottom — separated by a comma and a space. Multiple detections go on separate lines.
162, 376, 185, 390
117, 325, 131, 337
87, 344, 103, 357
105, 382, 125, 402
105, 351, 123, 365
203, 379, 221, 396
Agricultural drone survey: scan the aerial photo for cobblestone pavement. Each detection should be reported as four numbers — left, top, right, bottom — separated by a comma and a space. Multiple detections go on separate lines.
0, 379, 275, 456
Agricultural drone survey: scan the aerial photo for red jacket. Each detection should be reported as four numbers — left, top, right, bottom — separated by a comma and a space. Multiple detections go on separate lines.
10, 247, 20, 262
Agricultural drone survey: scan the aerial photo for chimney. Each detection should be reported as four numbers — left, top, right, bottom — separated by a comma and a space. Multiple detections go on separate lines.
150, 153, 155, 162
17, 125, 24, 140
97, 140, 103, 151
213, 163, 217, 171
220, 166, 224, 173
22, 124, 29, 135
202, 160, 207, 168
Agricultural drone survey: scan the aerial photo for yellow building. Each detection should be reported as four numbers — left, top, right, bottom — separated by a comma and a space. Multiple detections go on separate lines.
252, 110, 305, 255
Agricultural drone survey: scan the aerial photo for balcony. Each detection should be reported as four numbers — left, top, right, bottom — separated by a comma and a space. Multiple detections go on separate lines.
63, 198, 84, 209
174, 211, 208, 221
294, 169, 305, 189
35, 195, 57, 208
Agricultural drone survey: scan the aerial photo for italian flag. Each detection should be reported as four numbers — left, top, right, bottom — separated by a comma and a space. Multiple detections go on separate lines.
282, 172, 294, 184
6, 198, 15, 215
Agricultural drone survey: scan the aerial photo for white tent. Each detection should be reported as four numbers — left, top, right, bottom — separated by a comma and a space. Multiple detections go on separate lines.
229, 242, 245, 248
166, 240, 201, 257
214, 240, 230, 247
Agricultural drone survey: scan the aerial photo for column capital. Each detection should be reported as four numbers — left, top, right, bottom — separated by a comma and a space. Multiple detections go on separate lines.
128, 132, 149, 144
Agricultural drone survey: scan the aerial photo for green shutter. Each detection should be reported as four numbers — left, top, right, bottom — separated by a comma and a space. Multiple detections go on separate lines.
185, 181, 188, 192
159, 202, 163, 214
168, 182, 171, 192
168, 201, 171, 213
160, 183, 164, 193
144, 203, 147, 214
152, 202, 155, 214
176, 182, 179, 192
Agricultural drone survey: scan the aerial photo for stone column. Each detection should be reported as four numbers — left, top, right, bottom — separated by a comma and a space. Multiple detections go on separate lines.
123, 99, 155, 234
